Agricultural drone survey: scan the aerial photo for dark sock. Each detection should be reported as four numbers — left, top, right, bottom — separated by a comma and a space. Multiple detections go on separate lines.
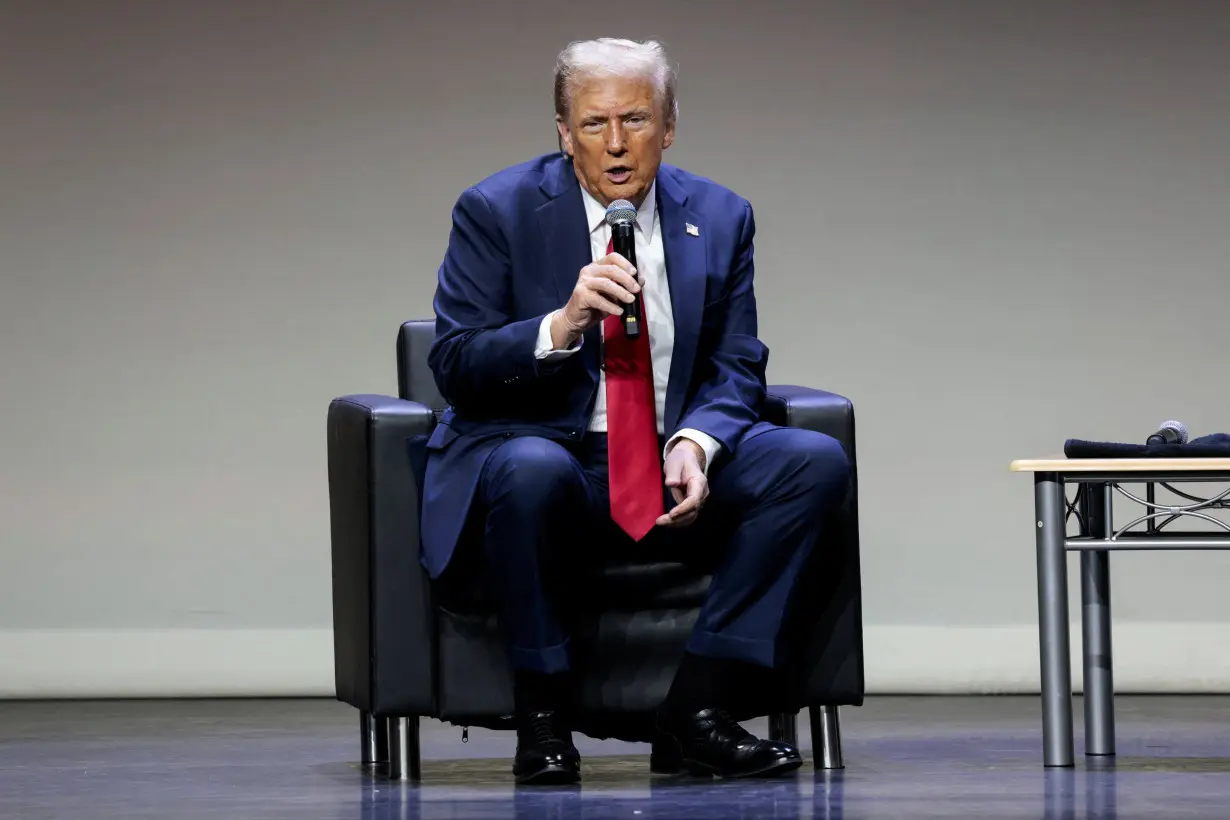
663, 653, 743, 714
514, 670, 572, 715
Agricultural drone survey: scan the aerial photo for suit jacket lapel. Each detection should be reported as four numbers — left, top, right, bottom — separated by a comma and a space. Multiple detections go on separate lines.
537, 155, 602, 380
657, 168, 706, 435
537, 156, 592, 305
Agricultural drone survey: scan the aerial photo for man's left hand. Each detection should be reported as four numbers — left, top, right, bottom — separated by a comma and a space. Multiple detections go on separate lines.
659, 439, 709, 528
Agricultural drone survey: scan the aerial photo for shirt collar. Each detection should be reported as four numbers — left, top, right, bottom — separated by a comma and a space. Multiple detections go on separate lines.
579, 180, 657, 242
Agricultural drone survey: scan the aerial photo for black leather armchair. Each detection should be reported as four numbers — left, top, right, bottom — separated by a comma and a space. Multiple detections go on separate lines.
328, 321, 864, 779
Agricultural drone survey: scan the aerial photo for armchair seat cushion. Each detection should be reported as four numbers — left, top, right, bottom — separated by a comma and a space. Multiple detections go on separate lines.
439, 555, 713, 615
590, 561, 712, 611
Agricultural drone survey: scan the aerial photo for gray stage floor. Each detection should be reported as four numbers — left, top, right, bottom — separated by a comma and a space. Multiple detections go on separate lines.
2, 696, 1230, 818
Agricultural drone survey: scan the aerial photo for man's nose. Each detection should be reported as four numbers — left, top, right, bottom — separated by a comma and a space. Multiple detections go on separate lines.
605, 122, 627, 154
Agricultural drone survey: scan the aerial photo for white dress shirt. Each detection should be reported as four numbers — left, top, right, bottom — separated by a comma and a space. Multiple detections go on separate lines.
533, 181, 721, 472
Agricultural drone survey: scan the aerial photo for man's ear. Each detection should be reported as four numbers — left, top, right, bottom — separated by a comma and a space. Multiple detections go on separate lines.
662, 119, 675, 151
556, 116, 573, 158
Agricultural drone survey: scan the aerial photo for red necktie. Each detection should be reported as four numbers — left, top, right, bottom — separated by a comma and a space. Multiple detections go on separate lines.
602, 236, 663, 540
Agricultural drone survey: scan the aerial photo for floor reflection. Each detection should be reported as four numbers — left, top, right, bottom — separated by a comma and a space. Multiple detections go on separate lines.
5, 697, 1230, 819
355, 758, 818, 820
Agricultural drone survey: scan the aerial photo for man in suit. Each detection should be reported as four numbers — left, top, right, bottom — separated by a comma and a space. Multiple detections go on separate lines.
423, 38, 850, 785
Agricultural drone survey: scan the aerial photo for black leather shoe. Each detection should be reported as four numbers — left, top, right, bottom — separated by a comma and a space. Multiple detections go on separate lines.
652, 708, 803, 778
513, 710, 581, 785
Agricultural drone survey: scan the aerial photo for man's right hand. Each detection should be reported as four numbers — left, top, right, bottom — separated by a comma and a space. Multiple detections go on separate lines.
549, 253, 640, 350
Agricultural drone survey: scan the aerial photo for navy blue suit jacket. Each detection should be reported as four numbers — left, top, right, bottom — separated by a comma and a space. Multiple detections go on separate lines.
421, 152, 771, 578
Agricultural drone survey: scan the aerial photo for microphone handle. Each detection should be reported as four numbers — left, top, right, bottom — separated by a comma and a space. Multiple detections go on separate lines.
612, 223, 642, 339
1147, 428, 1181, 445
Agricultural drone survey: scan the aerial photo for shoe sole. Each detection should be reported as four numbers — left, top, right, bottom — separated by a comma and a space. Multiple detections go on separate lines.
515, 764, 581, 786
680, 756, 805, 779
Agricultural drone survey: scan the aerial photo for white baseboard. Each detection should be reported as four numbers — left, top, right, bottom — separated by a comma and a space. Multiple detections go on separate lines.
0, 628, 336, 699
864, 622, 1230, 694
1, 623, 1228, 699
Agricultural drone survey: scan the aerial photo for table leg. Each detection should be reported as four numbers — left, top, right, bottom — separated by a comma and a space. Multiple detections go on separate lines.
1035, 473, 1074, 767
1080, 483, 1115, 756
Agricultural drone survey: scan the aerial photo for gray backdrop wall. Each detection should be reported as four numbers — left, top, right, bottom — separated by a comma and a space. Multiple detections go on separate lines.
3, 0, 1229, 697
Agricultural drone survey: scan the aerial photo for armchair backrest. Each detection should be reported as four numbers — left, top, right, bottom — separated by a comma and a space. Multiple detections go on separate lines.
397, 320, 447, 410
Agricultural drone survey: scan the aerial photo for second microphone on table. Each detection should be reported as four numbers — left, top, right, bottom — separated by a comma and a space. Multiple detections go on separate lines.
1147, 420, 1188, 445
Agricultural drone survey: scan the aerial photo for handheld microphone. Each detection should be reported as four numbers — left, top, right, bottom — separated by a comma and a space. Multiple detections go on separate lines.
604, 199, 641, 339
1146, 419, 1189, 446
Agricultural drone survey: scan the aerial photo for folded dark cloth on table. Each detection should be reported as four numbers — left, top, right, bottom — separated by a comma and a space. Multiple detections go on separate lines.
1065, 434, 1230, 459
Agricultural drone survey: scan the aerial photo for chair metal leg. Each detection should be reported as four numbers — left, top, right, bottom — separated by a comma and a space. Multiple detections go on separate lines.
360, 712, 389, 768
768, 711, 799, 746
810, 705, 844, 770
388, 717, 421, 782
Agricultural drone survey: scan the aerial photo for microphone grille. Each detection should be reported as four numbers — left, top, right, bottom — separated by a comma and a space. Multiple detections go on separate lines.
1160, 419, 1189, 444
604, 199, 637, 227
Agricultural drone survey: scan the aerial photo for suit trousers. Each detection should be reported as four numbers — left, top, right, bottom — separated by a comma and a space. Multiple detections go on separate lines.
445, 426, 851, 676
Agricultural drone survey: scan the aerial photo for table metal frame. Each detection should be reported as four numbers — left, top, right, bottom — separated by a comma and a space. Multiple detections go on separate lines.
1034, 468, 1230, 767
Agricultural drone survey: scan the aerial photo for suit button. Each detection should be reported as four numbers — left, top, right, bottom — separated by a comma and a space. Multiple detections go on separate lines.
568, 431, 578, 439
503, 432, 514, 439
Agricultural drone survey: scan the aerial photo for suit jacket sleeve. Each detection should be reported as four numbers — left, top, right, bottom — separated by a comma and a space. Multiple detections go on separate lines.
675, 201, 769, 453
427, 186, 563, 409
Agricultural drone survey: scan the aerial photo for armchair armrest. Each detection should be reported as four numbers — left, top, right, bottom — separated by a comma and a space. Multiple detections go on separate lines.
328, 394, 437, 715
764, 385, 856, 459
763, 385, 864, 706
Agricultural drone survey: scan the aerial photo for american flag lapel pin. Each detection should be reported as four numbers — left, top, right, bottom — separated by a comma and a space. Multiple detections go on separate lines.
686, 222, 699, 237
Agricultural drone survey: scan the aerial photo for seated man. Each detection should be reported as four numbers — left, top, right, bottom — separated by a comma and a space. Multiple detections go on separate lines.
422, 37, 850, 785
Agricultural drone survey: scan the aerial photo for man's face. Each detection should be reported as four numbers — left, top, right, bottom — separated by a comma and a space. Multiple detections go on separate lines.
557, 75, 674, 210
